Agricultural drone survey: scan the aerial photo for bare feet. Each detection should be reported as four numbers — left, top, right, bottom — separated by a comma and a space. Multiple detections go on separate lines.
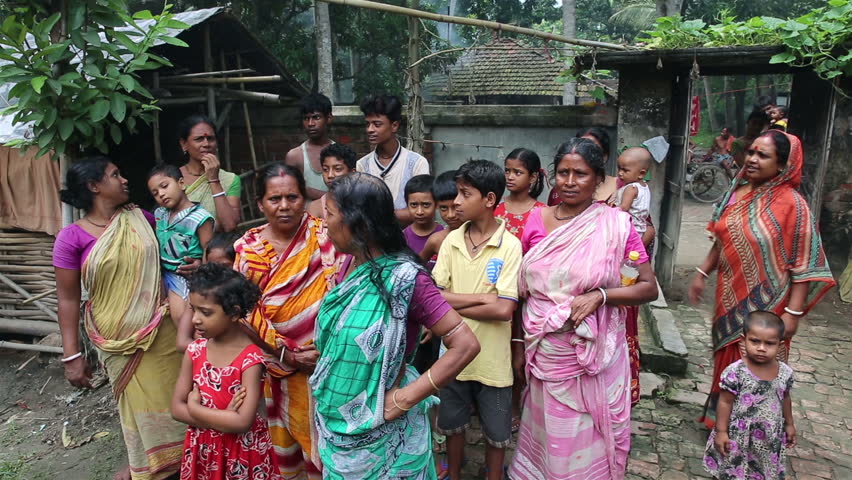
113, 464, 131, 480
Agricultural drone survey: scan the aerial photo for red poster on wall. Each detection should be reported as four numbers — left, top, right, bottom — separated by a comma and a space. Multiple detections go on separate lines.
689, 95, 701, 136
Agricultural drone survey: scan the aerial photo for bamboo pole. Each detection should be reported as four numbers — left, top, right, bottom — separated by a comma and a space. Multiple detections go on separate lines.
219, 50, 232, 171
236, 54, 259, 169
161, 75, 284, 85
218, 89, 281, 105
0, 341, 63, 354
0, 272, 58, 321
203, 24, 217, 121
21, 288, 56, 305
156, 96, 207, 106
318, 0, 632, 51
0, 319, 60, 336
159, 68, 254, 81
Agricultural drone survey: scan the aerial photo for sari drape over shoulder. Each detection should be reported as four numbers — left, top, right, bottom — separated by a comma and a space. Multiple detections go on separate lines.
707, 132, 835, 352
185, 170, 238, 226
234, 215, 341, 479
510, 203, 632, 480
310, 256, 438, 480
701, 132, 835, 425
81, 208, 184, 480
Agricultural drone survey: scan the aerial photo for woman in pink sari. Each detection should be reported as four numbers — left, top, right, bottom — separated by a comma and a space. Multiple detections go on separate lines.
509, 138, 659, 480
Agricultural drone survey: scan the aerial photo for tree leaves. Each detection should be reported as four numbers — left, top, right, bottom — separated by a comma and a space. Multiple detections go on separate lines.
30, 76, 46, 94
90, 99, 111, 122
640, 0, 852, 89
0, 1, 189, 157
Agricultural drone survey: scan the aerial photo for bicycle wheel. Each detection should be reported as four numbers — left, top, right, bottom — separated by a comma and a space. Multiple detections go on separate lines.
689, 164, 729, 204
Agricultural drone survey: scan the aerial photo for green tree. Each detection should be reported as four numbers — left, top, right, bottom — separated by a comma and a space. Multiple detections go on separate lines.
0, 1, 188, 156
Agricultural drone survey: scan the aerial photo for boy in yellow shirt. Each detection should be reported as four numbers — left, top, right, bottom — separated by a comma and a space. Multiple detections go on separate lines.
433, 160, 521, 480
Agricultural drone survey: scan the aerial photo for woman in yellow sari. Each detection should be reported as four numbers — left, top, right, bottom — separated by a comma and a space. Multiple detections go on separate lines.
54, 157, 185, 480
178, 114, 241, 232
234, 163, 344, 479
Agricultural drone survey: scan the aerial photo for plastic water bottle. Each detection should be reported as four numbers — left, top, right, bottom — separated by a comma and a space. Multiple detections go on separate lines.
620, 251, 641, 286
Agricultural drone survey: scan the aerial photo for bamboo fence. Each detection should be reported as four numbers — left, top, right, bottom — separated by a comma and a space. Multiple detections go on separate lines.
0, 231, 59, 344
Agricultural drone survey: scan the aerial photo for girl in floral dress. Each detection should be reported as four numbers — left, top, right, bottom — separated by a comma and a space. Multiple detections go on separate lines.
171, 263, 281, 480
703, 311, 796, 480
495, 148, 546, 240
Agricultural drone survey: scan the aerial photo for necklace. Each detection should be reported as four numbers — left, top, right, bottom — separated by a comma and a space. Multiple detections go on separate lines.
184, 165, 205, 176
466, 227, 494, 252
553, 204, 580, 221
84, 217, 107, 228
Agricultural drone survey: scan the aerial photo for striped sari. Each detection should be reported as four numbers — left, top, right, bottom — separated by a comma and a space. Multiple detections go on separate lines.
701, 132, 835, 424
82, 208, 185, 480
509, 203, 633, 480
234, 215, 341, 479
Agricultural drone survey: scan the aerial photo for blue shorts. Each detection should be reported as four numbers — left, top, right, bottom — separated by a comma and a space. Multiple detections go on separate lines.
163, 271, 189, 299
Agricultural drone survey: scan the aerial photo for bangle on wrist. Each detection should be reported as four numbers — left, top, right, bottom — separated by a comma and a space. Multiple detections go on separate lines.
696, 267, 710, 278
511, 338, 524, 344
392, 390, 411, 411
427, 369, 439, 392
61, 352, 82, 363
783, 307, 804, 316
597, 287, 607, 306
211, 191, 226, 198
207, 179, 220, 184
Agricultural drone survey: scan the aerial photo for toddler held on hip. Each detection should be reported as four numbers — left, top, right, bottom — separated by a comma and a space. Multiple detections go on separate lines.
147, 164, 214, 328
171, 263, 281, 480
612, 147, 652, 243
703, 311, 796, 480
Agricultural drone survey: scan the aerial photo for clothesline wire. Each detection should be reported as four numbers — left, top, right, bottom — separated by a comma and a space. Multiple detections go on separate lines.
402, 136, 505, 151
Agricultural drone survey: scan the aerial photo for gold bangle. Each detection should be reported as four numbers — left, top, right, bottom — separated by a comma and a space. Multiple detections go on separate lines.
427, 369, 439, 392
392, 390, 411, 411
442, 321, 464, 339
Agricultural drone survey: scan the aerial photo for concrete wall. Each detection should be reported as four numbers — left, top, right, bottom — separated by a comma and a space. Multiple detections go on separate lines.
227, 104, 618, 190
427, 125, 617, 199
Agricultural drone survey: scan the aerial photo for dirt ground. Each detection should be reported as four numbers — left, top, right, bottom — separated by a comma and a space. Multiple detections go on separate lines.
0, 352, 128, 480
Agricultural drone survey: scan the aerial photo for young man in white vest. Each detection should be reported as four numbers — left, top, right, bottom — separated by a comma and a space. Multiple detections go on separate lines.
356, 94, 430, 225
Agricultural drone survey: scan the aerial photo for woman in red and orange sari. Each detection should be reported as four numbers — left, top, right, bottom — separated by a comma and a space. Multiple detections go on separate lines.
689, 130, 835, 428
234, 163, 343, 479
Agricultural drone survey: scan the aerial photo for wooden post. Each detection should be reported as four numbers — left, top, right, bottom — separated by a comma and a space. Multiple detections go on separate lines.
203, 24, 217, 121
236, 53, 259, 169
406, 0, 424, 154
152, 72, 163, 164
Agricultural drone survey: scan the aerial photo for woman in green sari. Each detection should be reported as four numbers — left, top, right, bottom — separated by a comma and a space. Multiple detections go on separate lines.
309, 173, 480, 479
178, 114, 241, 232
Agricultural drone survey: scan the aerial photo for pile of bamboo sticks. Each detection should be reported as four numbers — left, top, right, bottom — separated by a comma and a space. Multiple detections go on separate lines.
0, 231, 60, 351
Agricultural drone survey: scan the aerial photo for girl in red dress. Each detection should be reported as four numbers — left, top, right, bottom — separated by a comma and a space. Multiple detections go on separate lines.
171, 263, 281, 480
495, 148, 546, 240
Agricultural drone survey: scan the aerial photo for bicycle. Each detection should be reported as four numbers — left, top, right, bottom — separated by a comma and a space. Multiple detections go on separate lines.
685, 153, 738, 204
